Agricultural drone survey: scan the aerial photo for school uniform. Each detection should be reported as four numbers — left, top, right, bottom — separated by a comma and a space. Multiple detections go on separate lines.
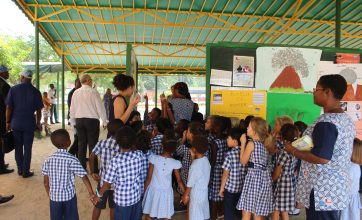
42, 149, 87, 220
150, 134, 163, 155
274, 148, 296, 211
209, 138, 228, 202
175, 142, 192, 193
188, 156, 211, 220
222, 146, 247, 220
102, 150, 146, 220
92, 137, 119, 209
237, 141, 274, 216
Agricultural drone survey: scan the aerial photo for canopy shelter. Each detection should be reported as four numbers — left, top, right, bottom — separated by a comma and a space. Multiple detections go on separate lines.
22, 61, 69, 73
14, 0, 362, 75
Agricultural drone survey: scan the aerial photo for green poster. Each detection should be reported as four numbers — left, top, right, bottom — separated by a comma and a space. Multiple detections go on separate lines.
267, 93, 321, 127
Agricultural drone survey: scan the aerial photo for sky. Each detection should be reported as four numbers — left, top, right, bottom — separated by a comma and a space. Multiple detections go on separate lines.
0, 1, 35, 36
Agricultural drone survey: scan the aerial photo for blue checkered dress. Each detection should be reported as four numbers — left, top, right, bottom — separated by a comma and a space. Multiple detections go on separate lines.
208, 138, 228, 201
274, 148, 296, 211
92, 138, 119, 188
103, 150, 146, 206
222, 146, 247, 193
237, 141, 274, 216
175, 143, 192, 192
42, 149, 87, 202
139, 150, 153, 194
151, 134, 163, 155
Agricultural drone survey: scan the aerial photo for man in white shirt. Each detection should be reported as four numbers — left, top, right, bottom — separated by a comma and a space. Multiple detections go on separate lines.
70, 74, 107, 171
48, 83, 59, 124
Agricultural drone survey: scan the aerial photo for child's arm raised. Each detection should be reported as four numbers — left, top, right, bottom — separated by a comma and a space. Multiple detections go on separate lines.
144, 164, 154, 191
240, 139, 254, 165
43, 176, 50, 197
219, 169, 229, 197
174, 169, 185, 193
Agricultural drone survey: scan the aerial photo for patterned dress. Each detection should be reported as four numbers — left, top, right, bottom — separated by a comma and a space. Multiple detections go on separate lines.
208, 138, 228, 202
296, 113, 355, 211
274, 148, 296, 211
237, 141, 274, 216
175, 143, 192, 193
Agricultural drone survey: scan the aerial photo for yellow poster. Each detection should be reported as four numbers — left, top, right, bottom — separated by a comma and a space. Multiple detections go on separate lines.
210, 89, 267, 119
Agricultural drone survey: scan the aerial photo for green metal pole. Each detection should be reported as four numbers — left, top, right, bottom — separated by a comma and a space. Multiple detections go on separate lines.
205, 44, 211, 117
61, 55, 65, 129
56, 71, 59, 122
155, 75, 158, 108
35, 21, 40, 89
335, 0, 341, 48
126, 43, 132, 76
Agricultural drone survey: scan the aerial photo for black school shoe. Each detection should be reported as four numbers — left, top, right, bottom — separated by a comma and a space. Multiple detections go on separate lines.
0, 195, 14, 204
22, 171, 34, 178
0, 168, 14, 175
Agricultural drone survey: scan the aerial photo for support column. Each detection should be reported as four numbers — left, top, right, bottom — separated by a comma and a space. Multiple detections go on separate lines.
35, 21, 40, 89
61, 55, 65, 129
56, 71, 60, 122
155, 75, 158, 108
335, 0, 341, 48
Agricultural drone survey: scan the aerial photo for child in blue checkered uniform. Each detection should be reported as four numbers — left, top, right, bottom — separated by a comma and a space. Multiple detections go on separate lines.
42, 129, 96, 220
150, 118, 173, 155
237, 117, 274, 219
143, 132, 185, 219
182, 135, 211, 220
89, 119, 123, 220
271, 124, 298, 220
96, 126, 146, 220
219, 128, 247, 220
209, 116, 231, 220
135, 130, 153, 195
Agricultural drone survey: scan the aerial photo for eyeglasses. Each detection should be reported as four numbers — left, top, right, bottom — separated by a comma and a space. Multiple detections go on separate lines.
313, 87, 323, 92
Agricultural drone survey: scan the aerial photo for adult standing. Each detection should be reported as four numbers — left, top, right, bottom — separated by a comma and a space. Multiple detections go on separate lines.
48, 83, 59, 124
0, 65, 14, 174
69, 74, 107, 171
6, 70, 43, 178
285, 74, 355, 220
103, 88, 112, 120
161, 82, 194, 124
67, 78, 81, 156
109, 73, 139, 124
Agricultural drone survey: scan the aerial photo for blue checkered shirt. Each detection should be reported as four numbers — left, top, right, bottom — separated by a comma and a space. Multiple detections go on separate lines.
42, 149, 87, 202
151, 134, 163, 155
103, 150, 146, 206
92, 137, 119, 188
139, 150, 153, 194
222, 146, 246, 193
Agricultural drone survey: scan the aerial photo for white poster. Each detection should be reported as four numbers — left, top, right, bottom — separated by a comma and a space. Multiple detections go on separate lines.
210, 69, 232, 87
232, 56, 255, 87
256, 47, 322, 92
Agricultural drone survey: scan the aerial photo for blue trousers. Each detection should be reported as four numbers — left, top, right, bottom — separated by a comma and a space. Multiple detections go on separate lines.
50, 104, 58, 122
224, 190, 241, 220
115, 200, 142, 220
306, 190, 340, 220
12, 130, 34, 173
50, 195, 79, 220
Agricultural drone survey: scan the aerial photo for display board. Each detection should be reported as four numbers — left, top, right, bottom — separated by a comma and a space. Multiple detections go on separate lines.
210, 89, 266, 119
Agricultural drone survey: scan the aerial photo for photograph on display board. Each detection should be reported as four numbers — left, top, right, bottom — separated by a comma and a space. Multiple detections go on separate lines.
210, 69, 232, 87
340, 101, 362, 139
256, 47, 322, 92
232, 56, 255, 87
316, 62, 362, 101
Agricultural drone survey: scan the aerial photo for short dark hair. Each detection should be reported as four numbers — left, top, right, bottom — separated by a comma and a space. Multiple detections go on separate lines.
280, 124, 299, 142
107, 119, 124, 136
162, 139, 178, 154
155, 118, 173, 134
152, 108, 161, 118
51, 129, 70, 149
128, 110, 141, 122
294, 121, 308, 135
115, 126, 136, 149
212, 116, 230, 138
112, 73, 135, 91
318, 74, 347, 100
191, 135, 209, 155
188, 121, 206, 136
228, 128, 242, 146
135, 130, 152, 153
130, 120, 143, 134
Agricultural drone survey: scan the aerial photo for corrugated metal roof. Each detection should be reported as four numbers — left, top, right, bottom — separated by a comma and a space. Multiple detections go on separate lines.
14, 0, 362, 74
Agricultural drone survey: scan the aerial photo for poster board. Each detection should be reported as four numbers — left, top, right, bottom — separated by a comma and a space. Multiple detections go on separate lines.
210, 89, 266, 119
266, 93, 321, 128
341, 101, 362, 139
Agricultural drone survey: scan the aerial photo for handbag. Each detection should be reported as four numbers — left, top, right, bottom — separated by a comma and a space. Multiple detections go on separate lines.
1, 131, 15, 154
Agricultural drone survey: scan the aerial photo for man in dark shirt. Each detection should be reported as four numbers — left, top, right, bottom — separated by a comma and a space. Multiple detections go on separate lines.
0, 65, 14, 174
67, 78, 81, 156
6, 70, 43, 178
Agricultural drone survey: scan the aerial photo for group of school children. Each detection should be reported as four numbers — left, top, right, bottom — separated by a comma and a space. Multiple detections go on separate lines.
41, 113, 362, 220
